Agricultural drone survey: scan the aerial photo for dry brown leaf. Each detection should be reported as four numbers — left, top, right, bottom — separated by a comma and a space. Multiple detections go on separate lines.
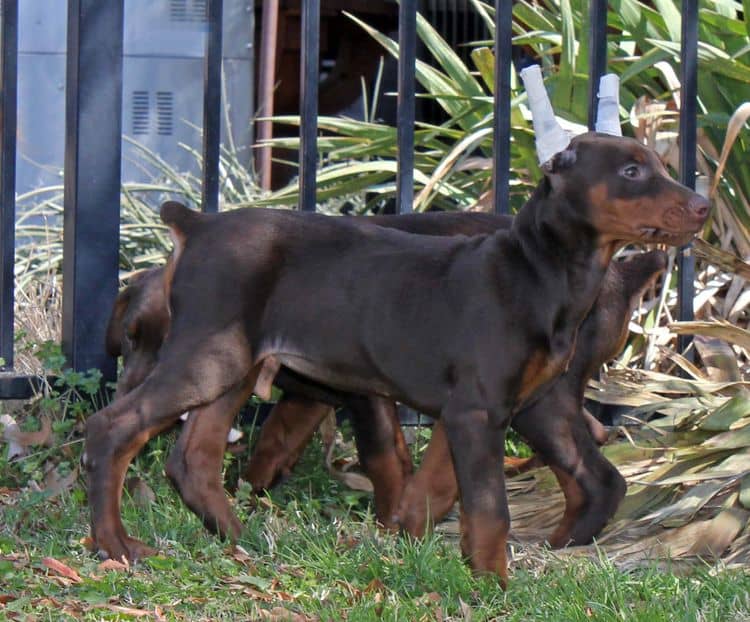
41, 557, 82, 583
258, 606, 310, 621
709, 102, 750, 198
459, 597, 473, 621
97, 558, 130, 573
331, 470, 373, 492
669, 320, 750, 353
687, 508, 749, 559
693, 335, 742, 382
693, 238, 750, 282
364, 578, 386, 594
92, 604, 153, 618
241, 587, 275, 602
230, 544, 256, 569
5, 416, 53, 448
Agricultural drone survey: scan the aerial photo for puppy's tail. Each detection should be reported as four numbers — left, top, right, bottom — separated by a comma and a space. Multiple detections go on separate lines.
160, 201, 205, 306
160, 200, 203, 236
160, 200, 205, 255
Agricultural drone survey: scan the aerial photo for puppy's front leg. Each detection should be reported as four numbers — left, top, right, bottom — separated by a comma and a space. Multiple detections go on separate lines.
442, 402, 510, 587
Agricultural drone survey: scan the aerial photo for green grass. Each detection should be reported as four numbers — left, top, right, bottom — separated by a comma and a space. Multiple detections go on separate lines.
2, 432, 750, 621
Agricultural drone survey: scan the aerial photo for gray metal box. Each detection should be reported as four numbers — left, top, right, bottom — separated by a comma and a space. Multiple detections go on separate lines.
17, 0, 254, 198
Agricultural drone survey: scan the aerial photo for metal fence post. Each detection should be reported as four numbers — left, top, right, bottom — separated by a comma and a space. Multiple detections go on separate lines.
677, 0, 699, 354
587, 0, 608, 129
202, 0, 223, 213
396, 0, 417, 214
492, 0, 512, 214
62, 0, 123, 380
0, 0, 17, 371
299, 0, 320, 212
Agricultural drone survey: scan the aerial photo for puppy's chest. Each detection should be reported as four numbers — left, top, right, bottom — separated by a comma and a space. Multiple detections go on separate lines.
515, 329, 576, 404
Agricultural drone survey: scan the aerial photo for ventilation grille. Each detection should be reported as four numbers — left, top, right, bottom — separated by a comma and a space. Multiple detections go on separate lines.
131, 91, 174, 137
169, 0, 208, 23
156, 92, 174, 136
131, 91, 150, 136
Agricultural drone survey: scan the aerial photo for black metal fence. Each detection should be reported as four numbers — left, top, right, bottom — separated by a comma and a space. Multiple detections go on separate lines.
0, 0, 700, 399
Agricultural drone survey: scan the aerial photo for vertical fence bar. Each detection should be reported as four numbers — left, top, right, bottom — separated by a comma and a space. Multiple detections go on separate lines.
587, 0, 607, 129
396, 0, 417, 214
201, 0, 223, 213
677, 0, 698, 353
0, 0, 17, 370
582, 0, 609, 422
492, 0, 511, 214
257, 0, 279, 191
299, 0, 319, 212
396, 0, 419, 425
62, 0, 123, 380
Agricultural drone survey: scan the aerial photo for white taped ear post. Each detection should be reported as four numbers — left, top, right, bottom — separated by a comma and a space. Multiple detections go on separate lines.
519, 64, 571, 166
595, 73, 622, 137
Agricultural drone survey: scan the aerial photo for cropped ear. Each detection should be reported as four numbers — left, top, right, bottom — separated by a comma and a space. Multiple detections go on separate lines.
541, 146, 577, 176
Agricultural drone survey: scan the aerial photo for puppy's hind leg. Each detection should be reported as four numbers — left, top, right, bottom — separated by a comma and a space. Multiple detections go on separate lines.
347, 396, 413, 530
85, 332, 255, 563
165, 379, 255, 542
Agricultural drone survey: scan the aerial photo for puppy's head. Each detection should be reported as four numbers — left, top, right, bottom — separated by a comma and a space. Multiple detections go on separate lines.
106, 267, 170, 396
541, 133, 710, 249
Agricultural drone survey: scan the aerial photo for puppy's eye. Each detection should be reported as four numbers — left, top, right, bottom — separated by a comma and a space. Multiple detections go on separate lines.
621, 164, 643, 179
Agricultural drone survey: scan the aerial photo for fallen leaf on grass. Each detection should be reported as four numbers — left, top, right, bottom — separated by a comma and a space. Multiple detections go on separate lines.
417, 592, 442, 605
364, 578, 386, 594
331, 470, 374, 492
258, 606, 311, 622
0, 594, 17, 605
4, 415, 54, 449
415, 591, 443, 620
275, 564, 305, 579
225, 585, 274, 602
42, 557, 82, 583
229, 544, 257, 570
90, 604, 160, 618
459, 597, 473, 621
97, 558, 130, 573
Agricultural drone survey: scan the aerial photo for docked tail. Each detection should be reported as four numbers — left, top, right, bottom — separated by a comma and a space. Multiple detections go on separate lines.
159, 200, 204, 236
160, 201, 205, 302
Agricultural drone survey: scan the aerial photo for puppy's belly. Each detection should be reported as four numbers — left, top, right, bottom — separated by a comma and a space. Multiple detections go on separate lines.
272, 352, 394, 398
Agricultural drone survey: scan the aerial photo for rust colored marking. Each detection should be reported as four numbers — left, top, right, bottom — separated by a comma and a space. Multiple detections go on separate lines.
253, 356, 280, 401
546, 465, 586, 548
460, 511, 509, 587
517, 349, 566, 404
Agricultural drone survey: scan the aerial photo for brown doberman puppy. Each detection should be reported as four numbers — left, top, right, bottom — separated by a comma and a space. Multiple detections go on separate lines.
86, 133, 709, 583
105, 211, 609, 543
394, 249, 668, 546
104, 213, 505, 539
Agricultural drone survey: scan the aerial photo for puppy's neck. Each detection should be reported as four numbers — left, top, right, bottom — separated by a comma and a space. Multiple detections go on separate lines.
510, 180, 611, 323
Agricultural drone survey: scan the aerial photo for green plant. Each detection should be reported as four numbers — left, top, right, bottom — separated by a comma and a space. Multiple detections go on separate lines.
0, 339, 107, 490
